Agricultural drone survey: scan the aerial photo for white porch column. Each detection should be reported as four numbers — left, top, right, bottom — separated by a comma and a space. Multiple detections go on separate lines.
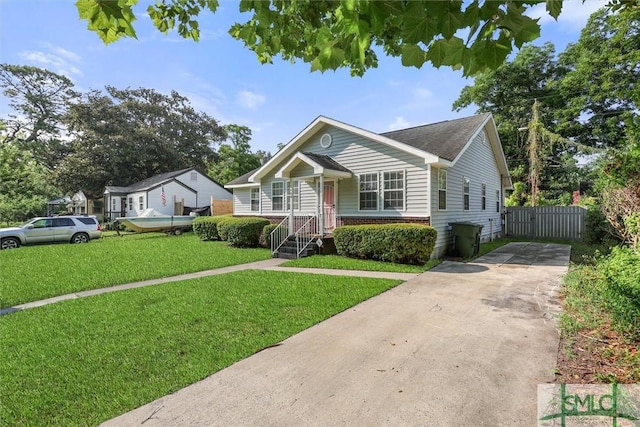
288, 179, 294, 235
319, 175, 324, 236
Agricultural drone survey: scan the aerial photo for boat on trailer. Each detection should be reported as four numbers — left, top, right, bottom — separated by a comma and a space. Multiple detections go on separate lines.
116, 208, 195, 235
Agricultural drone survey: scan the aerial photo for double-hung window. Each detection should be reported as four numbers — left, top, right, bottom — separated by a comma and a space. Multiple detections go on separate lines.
271, 182, 285, 211
250, 187, 260, 212
383, 171, 405, 210
287, 181, 300, 211
438, 170, 447, 210
496, 190, 501, 213
481, 183, 487, 211
138, 196, 144, 211
463, 177, 470, 211
359, 173, 378, 210
128, 197, 133, 211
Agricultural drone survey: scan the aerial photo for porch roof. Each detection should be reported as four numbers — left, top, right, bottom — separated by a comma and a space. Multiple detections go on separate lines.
275, 152, 352, 179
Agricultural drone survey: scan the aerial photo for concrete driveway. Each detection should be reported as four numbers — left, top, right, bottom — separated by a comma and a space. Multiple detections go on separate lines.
103, 242, 570, 427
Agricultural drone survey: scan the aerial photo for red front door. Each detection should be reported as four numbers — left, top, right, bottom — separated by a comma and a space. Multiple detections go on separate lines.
323, 181, 335, 233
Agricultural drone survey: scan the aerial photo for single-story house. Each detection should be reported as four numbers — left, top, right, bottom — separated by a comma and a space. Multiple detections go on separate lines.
68, 191, 103, 217
103, 167, 232, 221
225, 113, 512, 258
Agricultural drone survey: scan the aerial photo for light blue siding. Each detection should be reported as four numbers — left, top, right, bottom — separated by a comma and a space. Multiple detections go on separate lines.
430, 129, 504, 257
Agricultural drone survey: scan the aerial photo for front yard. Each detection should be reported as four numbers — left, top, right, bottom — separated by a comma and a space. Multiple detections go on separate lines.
0, 236, 401, 426
0, 233, 271, 308
1, 233, 636, 425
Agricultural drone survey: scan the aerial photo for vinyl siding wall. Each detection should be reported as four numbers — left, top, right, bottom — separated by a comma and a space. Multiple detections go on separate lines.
255, 125, 430, 218
430, 129, 504, 257
175, 170, 232, 202
127, 181, 197, 217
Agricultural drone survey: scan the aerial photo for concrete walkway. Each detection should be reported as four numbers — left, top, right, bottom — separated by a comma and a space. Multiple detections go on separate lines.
0, 259, 418, 316
102, 242, 570, 427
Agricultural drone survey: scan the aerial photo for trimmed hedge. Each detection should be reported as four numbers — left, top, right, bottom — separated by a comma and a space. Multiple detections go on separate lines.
192, 215, 232, 241
218, 217, 271, 247
262, 224, 278, 248
333, 223, 437, 265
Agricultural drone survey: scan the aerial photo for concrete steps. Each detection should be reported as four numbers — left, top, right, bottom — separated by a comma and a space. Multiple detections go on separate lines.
275, 236, 317, 259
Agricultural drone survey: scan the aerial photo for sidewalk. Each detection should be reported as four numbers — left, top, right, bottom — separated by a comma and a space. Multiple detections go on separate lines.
0, 258, 418, 316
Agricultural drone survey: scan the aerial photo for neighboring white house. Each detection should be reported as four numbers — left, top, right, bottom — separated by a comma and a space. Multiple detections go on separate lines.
225, 114, 512, 258
103, 168, 231, 220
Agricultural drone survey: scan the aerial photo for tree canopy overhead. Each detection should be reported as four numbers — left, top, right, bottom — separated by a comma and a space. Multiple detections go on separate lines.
75, 0, 637, 76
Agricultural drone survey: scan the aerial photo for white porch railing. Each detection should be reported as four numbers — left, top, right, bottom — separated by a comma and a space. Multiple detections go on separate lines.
270, 215, 290, 255
295, 215, 318, 257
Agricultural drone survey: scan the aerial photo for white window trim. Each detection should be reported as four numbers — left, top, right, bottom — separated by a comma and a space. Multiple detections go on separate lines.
438, 169, 447, 211
138, 195, 144, 211
496, 189, 501, 213
286, 180, 300, 211
358, 172, 379, 212
463, 177, 470, 211
382, 169, 406, 211
271, 181, 285, 211
250, 187, 260, 212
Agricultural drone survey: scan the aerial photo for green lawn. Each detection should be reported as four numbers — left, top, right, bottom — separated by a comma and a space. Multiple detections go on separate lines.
0, 270, 400, 426
281, 254, 441, 272
0, 233, 270, 308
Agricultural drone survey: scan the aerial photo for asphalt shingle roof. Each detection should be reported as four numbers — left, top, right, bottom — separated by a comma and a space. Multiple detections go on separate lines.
380, 113, 490, 162
225, 168, 261, 186
301, 152, 352, 174
104, 168, 193, 194
225, 114, 491, 186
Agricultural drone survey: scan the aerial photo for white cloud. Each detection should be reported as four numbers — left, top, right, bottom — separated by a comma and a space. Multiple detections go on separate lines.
388, 116, 410, 131
19, 47, 83, 78
526, 0, 606, 30
236, 90, 266, 109
415, 87, 433, 99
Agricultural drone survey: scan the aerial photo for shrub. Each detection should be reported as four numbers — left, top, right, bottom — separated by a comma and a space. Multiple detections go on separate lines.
262, 224, 278, 248
217, 217, 270, 247
598, 246, 640, 340
192, 215, 232, 241
334, 223, 437, 265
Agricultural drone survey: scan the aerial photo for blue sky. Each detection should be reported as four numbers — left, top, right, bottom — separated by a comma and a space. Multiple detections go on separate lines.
0, 0, 606, 154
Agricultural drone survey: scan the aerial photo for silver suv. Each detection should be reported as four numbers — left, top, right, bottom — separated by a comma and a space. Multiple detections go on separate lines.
0, 216, 102, 249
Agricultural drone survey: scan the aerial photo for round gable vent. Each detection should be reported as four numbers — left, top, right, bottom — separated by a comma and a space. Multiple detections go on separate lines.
320, 133, 332, 148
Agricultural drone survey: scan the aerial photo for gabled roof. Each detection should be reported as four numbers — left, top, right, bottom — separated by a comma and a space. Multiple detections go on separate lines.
275, 152, 352, 179
225, 167, 261, 187
225, 114, 512, 189
104, 167, 231, 195
380, 113, 491, 162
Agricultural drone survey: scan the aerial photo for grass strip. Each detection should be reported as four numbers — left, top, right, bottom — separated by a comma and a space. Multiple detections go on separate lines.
0, 270, 400, 426
280, 254, 440, 272
0, 233, 270, 308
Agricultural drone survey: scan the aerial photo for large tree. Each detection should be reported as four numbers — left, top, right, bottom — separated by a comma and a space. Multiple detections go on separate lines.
56, 86, 226, 197
0, 141, 56, 224
75, 0, 637, 76
207, 124, 267, 185
556, 6, 640, 150
0, 64, 78, 168
452, 42, 595, 205
453, 42, 564, 173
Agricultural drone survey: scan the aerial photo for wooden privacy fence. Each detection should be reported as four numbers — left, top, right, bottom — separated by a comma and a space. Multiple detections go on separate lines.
505, 206, 586, 241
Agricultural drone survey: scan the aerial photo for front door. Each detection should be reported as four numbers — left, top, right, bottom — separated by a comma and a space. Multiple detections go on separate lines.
323, 181, 336, 233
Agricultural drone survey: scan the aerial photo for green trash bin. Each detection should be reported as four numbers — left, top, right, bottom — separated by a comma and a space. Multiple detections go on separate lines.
450, 222, 483, 258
